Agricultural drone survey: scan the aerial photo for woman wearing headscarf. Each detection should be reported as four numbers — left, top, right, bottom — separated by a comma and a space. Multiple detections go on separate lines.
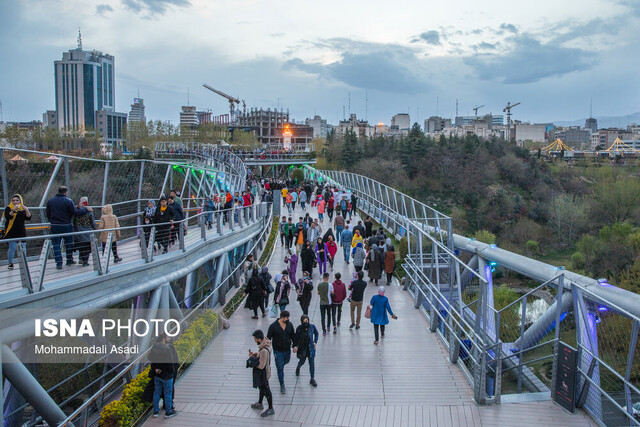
259, 267, 273, 309
73, 197, 96, 266
365, 243, 383, 285
383, 243, 395, 284
352, 242, 366, 273
97, 204, 122, 263
245, 268, 267, 319
142, 200, 156, 249
296, 270, 314, 315
284, 249, 298, 284
325, 235, 337, 270
300, 240, 316, 279
2, 194, 31, 269
369, 286, 397, 345
294, 314, 319, 387
314, 237, 328, 275
153, 196, 174, 254
273, 274, 291, 313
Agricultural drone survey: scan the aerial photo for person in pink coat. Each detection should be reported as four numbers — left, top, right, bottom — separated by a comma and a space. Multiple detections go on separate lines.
317, 198, 326, 221
326, 235, 337, 270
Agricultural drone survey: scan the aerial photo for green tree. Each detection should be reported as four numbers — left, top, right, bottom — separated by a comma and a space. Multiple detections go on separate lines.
591, 179, 640, 225
474, 230, 496, 244
341, 128, 357, 169
548, 193, 589, 245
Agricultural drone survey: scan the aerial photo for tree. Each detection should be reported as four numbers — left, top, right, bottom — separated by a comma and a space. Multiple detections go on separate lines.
340, 128, 357, 169
474, 230, 496, 244
548, 193, 589, 246
591, 179, 640, 225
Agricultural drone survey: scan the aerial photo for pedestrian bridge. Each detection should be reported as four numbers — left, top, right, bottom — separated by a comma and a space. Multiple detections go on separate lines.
0, 145, 637, 427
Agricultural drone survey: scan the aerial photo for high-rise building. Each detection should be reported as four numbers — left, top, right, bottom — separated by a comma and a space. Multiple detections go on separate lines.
197, 111, 212, 125
585, 117, 597, 134
96, 110, 127, 151
305, 115, 331, 139
128, 98, 146, 123
54, 34, 115, 132
424, 116, 452, 134
43, 110, 57, 129
391, 113, 410, 131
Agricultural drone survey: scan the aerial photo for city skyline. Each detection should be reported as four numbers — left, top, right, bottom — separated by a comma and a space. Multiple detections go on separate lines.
1, 0, 639, 126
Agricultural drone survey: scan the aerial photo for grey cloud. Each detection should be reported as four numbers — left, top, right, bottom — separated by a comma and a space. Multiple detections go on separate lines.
464, 34, 594, 84
474, 42, 497, 51
418, 30, 440, 45
284, 46, 430, 94
499, 23, 518, 34
122, 0, 189, 15
96, 4, 114, 15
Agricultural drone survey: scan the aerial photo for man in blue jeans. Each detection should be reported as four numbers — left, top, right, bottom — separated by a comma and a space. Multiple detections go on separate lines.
150, 332, 179, 419
266, 310, 297, 394
340, 223, 353, 264
45, 186, 91, 269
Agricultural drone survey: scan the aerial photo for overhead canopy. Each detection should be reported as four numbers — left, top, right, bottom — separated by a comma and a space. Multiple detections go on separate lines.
9, 154, 26, 162
605, 138, 638, 152
542, 139, 574, 152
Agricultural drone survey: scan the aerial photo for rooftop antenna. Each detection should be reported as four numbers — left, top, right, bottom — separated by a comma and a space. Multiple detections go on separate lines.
365, 92, 368, 122
456, 99, 459, 117
436, 96, 439, 116
348, 92, 351, 116
590, 98, 593, 118
187, 87, 190, 105
77, 27, 82, 50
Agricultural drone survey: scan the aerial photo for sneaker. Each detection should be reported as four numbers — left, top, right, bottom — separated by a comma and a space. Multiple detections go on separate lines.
8, 264, 14, 270
381, 334, 385, 338
153, 412, 159, 418
310, 379, 317, 387
162, 248, 168, 254
251, 316, 259, 319
56, 264, 63, 270
82, 261, 89, 267
261, 408, 275, 417
349, 323, 355, 329
251, 403, 264, 410
333, 327, 337, 334
280, 385, 286, 394
66, 260, 76, 266
164, 411, 177, 418
114, 257, 123, 263
374, 341, 379, 345
295, 367, 300, 376
355, 325, 360, 330
322, 330, 326, 336
337, 322, 341, 327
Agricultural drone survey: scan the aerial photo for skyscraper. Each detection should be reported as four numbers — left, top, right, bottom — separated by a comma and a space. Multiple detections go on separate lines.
54, 32, 115, 132
585, 117, 598, 134
129, 98, 146, 123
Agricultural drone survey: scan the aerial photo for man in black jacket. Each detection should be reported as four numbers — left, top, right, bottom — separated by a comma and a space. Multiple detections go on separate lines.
45, 186, 91, 269
266, 310, 297, 394
150, 332, 179, 419
349, 271, 368, 329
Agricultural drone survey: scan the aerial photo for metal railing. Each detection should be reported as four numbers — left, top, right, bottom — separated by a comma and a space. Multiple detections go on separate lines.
59, 205, 273, 426
307, 165, 640, 425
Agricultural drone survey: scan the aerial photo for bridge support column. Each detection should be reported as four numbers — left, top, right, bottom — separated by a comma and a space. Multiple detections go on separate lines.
2, 345, 67, 427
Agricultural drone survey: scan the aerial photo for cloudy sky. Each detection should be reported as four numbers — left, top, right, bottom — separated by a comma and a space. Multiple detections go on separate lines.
1, 0, 639, 126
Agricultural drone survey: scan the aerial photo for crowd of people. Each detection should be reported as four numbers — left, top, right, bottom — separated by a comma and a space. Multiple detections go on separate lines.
244, 178, 399, 418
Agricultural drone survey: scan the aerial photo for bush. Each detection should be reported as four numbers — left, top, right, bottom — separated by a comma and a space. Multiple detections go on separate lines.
474, 230, 496, 244
525, 240, 540, 257
99, 310, 219, 427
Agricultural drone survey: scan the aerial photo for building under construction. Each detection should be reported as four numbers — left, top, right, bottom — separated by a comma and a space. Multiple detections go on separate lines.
237, 108, 313, 149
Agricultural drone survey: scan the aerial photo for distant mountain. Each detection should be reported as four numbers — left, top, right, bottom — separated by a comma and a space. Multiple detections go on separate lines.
554, 112, 640, 129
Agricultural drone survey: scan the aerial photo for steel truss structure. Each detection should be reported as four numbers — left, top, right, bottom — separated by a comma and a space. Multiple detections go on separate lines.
306, 166, 640, 426
0, 147, 271, 427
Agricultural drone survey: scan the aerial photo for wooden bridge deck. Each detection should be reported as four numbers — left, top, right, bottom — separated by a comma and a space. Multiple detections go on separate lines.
145, 205, 595, 427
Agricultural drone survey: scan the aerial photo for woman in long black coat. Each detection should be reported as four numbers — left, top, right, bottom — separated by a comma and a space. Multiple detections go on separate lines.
245, 269, 266, 318
300, 240, 316, 279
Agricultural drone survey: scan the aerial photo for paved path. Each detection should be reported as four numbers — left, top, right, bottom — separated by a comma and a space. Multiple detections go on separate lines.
146, 204, 595, 426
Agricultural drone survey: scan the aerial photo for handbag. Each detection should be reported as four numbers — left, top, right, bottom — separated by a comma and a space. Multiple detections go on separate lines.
267, 304, 278, 318
364, 305, 372, 319
364, 262, 369, 271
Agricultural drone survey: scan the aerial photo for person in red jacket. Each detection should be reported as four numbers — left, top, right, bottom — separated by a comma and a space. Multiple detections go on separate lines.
243, 192, 252, 207
326, 235, 337, 270
327, 196, 335, 221
331, 272, 347, 332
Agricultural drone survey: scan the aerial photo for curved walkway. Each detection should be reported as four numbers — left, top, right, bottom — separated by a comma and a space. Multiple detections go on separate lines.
145, 204, 595, 426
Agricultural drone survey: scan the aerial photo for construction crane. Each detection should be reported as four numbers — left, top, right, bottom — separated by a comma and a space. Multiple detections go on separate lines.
473, 105, 485, 119
202, 84, 245, 123
503, 101, 520, 142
